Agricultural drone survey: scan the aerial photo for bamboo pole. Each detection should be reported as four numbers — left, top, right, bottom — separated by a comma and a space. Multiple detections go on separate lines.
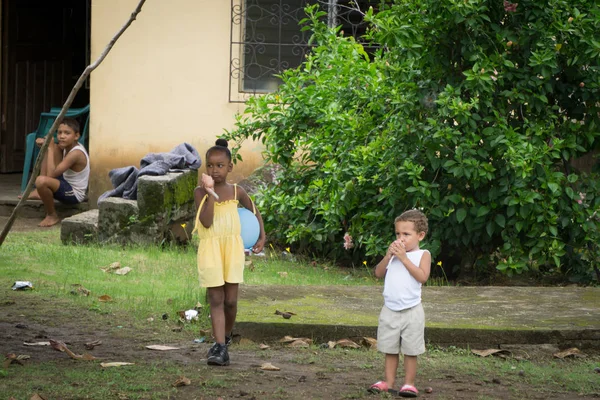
0, 0, 148, 247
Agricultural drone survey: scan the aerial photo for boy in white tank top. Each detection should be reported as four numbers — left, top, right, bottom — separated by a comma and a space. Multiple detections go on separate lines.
369, 209, 431, 397
24, 117, 90, 227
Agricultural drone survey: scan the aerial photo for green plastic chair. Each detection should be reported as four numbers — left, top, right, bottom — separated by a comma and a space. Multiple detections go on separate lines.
20, 105, 90, 193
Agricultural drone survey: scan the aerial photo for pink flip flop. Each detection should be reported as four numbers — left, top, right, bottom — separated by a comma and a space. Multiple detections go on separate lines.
399, 384, 419, 397
368, 381, 389, 393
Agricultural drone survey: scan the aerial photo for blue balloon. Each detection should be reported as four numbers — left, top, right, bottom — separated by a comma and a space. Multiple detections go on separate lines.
238, 207, 260, 249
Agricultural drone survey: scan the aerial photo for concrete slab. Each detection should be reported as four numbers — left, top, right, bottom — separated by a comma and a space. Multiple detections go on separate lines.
0, 173, 87, 219
236, 285, 600, 351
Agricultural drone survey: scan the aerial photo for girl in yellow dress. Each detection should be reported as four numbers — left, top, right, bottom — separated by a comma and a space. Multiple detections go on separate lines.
193, 138, 266, 366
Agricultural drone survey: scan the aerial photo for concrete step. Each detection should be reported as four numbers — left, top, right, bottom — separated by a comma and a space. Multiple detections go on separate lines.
0, 198, 89, 219
236, 285, 600, 351
61, 209, 99, 244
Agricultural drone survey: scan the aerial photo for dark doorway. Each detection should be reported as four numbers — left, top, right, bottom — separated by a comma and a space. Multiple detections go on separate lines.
0, 0, 90, 173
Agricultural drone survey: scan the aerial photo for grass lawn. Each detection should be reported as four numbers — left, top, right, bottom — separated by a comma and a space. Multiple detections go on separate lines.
1, 228, 598, 399
1, 228, 377, 325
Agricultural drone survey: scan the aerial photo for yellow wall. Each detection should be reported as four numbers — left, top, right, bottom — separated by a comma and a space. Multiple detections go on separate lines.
89, 0, 264, 205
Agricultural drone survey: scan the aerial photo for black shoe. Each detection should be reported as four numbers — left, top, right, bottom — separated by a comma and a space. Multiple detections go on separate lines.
206, 342, 219, 358
207, 343, 230, 366
225, 334, 232, 347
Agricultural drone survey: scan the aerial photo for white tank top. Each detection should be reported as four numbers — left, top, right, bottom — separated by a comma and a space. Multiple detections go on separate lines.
63, 143, 90, 202
382, 249, 429, 311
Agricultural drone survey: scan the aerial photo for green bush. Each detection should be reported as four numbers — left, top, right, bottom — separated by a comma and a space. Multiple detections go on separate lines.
224, 1, 600, 283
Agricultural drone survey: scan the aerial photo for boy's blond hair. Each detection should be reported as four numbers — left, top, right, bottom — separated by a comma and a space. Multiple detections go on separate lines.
395, 209, 428, 235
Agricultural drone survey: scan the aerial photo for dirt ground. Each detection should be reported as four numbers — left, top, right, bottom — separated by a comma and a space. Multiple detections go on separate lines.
2, 219, 599, 399
0, 216, 51, 232
2, 288, 599, 400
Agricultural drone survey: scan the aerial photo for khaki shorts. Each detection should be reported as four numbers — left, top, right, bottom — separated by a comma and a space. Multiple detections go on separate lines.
377, 303, 425, 356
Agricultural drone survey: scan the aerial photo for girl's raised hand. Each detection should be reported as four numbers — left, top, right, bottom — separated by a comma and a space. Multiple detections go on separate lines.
201, 173, 214, 190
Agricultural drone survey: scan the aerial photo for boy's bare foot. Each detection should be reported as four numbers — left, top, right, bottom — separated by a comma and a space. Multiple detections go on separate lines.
39, 214, 60, 227
18, 190, 41, 200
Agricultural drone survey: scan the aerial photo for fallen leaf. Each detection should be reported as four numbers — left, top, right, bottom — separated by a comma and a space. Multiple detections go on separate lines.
361, 337, 377, 349
333, 339, 360, 349
172, 376, 191, 387
100, 262, 121, 272
49, 339, 68, 352
553, 348, 586, 359
274, 310, 293, 319
327, 341, 337, 349
145, 345, 180, 351
289, 339, 310, 348
114, 267, 132, 275
472, 349, 512, 358
280, 336, 312, 344
30, 394, 47, 400
100, 362, 135, 368
5, 353, 31, 368
259, 343, 270, 350
70, 284, 91, 296
84, 340, 102, 350
23, 341, 51, 346
98, 295, 113, 302
277, 271, 288, 278
49, 339, 96, 360
260, 362, 280, 371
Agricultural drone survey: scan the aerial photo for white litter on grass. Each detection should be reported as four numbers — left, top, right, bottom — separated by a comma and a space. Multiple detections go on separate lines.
12, 281, 33, 290
145, 345, 180, 351
184, 309, 198, 320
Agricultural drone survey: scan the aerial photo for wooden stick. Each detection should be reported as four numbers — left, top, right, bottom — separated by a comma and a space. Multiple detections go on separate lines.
0, 0, 147, 247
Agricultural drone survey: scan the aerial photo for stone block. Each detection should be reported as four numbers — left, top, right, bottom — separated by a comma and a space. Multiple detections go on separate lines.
90, 170, 197, 245
61, 209, 99, 244
137, 170, 197, 226
97, 197, 151, 244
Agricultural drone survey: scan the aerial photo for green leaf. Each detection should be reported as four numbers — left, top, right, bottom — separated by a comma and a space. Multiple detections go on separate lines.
486, 221, 494, 236
516, 221, 524, 232
547, 182, 559, 193
495, 214, 506, 228
565, 187, 575, 199
476, 206, 490, 217
456, 208, 467, 223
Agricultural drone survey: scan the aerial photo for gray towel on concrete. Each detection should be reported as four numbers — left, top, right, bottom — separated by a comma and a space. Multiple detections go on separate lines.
99, 143, 201, 202
98, 166, 139, 201
140, 143, 201, 171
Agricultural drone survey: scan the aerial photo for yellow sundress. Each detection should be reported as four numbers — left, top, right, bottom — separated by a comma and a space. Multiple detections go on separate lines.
193, 184, 245, 287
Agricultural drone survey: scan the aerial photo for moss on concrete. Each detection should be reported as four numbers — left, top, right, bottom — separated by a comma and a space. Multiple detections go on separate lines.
235, 285, 600, 350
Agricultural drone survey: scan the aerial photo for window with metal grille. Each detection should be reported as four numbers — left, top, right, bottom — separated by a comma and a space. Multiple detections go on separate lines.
229, 0, 385, 102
